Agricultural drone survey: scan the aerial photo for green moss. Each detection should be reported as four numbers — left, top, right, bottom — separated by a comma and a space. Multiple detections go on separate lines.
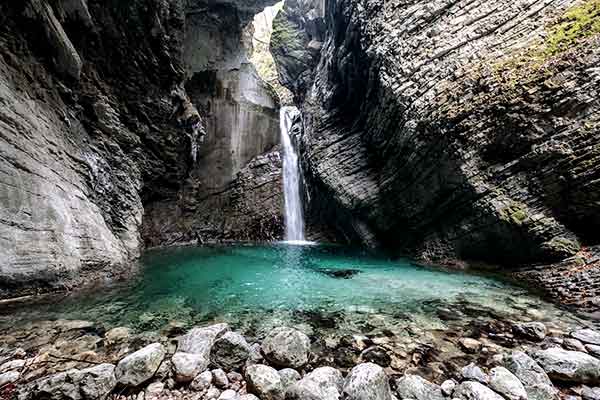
543, 236, 581, 255
271, 13, 304, 52
499, 201, 530, 225
544, 0, 600, 56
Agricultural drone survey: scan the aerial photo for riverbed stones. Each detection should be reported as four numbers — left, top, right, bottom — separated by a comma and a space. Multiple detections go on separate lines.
462, 363, 489, 384
453, 381, 505, 400
245, 364, 284, 400
513, 322, 547, 341
441, 379, 456, 396
459, 338, 483, 353
488, 366, 527, 400
190, 370, 213, 392
0, 370, 19, 387
105, 327, 131, 346
213, 368, 230, 388
115, 343, 166, 386
343, 363, 393, 400
587, 345, 600, 358
533, 348, 600, 384
285, 366, 344, 400
504, 351, 558, 400
572, 330, 600, 346
211, 332, 252, 371
171, 352, 209, 383
565, 338, 588, 352
179, 324, 230, 359
277, 368, 301, 391
219, 389, 239, 400
261, 327, 310, 368
395, 374, 444, 400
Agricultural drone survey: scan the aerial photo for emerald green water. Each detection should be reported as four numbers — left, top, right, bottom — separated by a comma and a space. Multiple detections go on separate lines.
0, 244, 588, 338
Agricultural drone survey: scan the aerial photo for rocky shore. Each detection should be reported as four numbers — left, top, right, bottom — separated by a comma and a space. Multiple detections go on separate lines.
1, 319, 600, 400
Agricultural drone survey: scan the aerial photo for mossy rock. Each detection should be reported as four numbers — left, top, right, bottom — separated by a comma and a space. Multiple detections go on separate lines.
499, 201, 530, 226
542, 236, 581, 257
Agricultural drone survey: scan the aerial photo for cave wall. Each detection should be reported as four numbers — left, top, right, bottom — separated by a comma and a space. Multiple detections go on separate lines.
272, 0, 600, 272
0, 0, 284, 298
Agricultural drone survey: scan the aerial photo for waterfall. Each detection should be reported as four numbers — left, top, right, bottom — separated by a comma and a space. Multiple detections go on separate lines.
280, 106, 305, 242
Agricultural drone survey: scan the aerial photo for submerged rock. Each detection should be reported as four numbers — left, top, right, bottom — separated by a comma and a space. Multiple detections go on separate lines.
115, 343, 166, 386
533, 348, 600, 384
513, 322, 547, 342
459, 338, 483, 353
245, 364, 284, 400
261, 327, 310, 368
488, 366, 527, 400
285, 366, 343, 400
504, 351, 558, 400
343, 363, 393, 400
211, 331, 252, 371
453, 381, 504, 400
318, 269, 361, 279
395, 374, 444, 400
171, 352, 209, 383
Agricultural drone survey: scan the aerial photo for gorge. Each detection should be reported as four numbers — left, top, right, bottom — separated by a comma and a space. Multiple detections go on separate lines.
0, 0, 600, 399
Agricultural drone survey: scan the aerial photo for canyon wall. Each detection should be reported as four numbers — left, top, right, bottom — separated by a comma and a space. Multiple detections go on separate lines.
272, 0, 600, 303
0, 0, 283, 298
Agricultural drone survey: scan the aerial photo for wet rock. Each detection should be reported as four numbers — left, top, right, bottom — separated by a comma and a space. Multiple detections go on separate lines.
171, 352, 209, 383
219, 389, 239, 400
213, 368, 230, 388
587, 345, 600, 358
533, 348, 600, 384
462, 363, 489, 384
360, 346, 391, 367
278, 368, 301, 391
459, 338, 482, 353
504, 351, 557, 400
115, 343, 166, 386
318, 269, 361, 279
179, 324, 230, 359
245, 364, 284, 400
513, 322, 547, 342
343, 363, 393, 400
211, 332, 252, 371
488, 366, 527, 400
572, 330, 600, 346
395, 374, 444, 400
565, 339, 589, 353
262, 327, 310, 368
453, 381, 504, 400
441, 379, 456, 396
105, 327, 131, 346
285, 366, 343, 400
191, 370, 213, 392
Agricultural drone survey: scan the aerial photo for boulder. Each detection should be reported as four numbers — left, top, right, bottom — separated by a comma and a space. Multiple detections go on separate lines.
533, 348, 600, 384
278, 368, 301, 391
453, 381, 505, 400
343, 363, 393, 400
213, 368, 230, 388
191, 370, 213, 392
246, 364, 284, 400
262, 327, 310, 368
441, 379, 456, 397
395, 374, 444, 400
115, 343, 166, 386
285, 366, 343, 400
462, 363, 489, 384
488, 366, 527, 400
171, 352, 209, 383
459, 338, 483, 353
504, 351, 558, 400
572, 330, 600, 346
211, 332, 252, 371
105, 327, 131, 346
513, 322, 547, 341
179, 324, 230, 359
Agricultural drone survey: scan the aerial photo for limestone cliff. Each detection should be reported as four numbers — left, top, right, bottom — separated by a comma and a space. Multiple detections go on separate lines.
0, 0, 283, 298
272, 0, 600, 302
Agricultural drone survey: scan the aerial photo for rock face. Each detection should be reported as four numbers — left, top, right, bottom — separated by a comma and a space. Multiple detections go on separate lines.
0, 0, 283, 299
272, 0, 600, 293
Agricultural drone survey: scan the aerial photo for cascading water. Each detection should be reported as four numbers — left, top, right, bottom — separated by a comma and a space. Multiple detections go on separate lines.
280, 106, 305, 242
